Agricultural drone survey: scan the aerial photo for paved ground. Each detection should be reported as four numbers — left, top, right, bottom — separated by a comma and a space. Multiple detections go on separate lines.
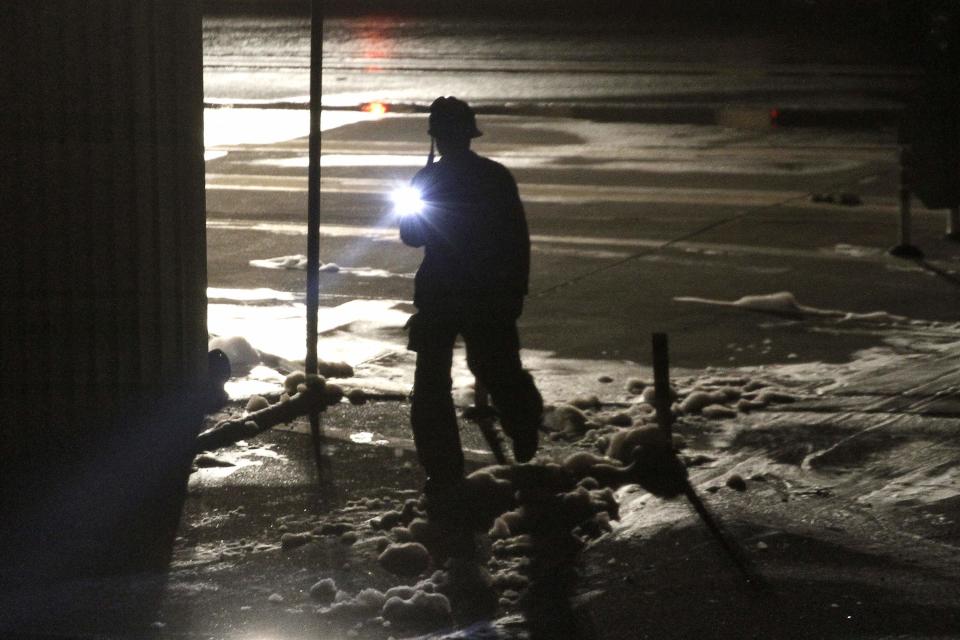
168, 110, 960, 638
205, 111, 960, 372
152, 338, 960, 639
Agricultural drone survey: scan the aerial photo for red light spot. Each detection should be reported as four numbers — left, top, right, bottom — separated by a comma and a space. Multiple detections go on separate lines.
770, 108, 780, 126
362, 102, 389, 115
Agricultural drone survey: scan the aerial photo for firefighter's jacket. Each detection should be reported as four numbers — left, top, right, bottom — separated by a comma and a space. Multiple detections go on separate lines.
400, 149, 530, 318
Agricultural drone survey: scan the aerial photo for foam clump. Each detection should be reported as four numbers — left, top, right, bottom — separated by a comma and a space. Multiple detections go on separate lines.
283, 371, 306, 394
378, 542, 431, 577
604, 412, 633, 426
679, 390, 727, 414
280, 532, 312, 550
407, 518, 438, 544
309, 578, 337, 603
491, 569, 528, 591
249, 254, 307, 270
606, 425, 669, 464
488, 517, 511, 539
702, 404, 737, 420
319, 360, 354, 378
347, 388, 367, 405
208, 335, 259, 370
354, 588, 387, 611
569, 395, 601, 410
561, 451, 611, 477
371, 510, 404, 531
640, 384, 677, 406
731, 291, 806, 316
323, 383, 345, 404
543, 404, 588, 435
381, 590, 452, 626
384, 585, 417, 601
194, 453, 235, 468
245, 395, 269, 412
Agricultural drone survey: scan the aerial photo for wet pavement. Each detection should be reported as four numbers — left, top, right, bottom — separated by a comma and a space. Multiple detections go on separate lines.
205, 109, 960, 374
153, 335, 960, 639
169, 105, 960, 639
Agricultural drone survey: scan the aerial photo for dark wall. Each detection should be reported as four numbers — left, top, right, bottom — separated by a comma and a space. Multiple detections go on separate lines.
1, 2, 208, 630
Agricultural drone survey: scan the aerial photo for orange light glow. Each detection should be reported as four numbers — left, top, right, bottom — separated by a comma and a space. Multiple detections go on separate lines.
362, 102, 389, 115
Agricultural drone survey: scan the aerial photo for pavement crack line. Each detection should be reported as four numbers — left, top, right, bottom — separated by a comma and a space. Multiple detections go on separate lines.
915, 257, 960, 290
767, 406, 960, 418
530, 170, 886, 299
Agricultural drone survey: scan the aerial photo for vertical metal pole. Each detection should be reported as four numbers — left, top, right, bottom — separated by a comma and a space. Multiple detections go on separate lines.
649, 332, 768, 591
306, 0, 324, 479
900, 182, 913, 246
890, 147, 925, 258
652, 332, 673, 438
947, 206, 960, 240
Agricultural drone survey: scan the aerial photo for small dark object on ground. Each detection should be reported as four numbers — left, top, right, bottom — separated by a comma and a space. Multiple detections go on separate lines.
811, 192, 862, 206
726, 473, 748, 491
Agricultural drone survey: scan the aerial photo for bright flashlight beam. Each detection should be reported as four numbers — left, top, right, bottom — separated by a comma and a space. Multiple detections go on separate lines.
392, 186, 424, 217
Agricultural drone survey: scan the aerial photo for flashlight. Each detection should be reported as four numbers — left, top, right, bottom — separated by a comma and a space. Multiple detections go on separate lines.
392, 186, 425, 217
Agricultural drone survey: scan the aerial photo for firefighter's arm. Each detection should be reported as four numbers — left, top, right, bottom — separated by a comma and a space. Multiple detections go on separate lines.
399, 213, 427, 248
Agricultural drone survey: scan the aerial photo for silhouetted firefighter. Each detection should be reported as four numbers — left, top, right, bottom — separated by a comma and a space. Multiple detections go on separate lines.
901, 5, 960, 221
398, 96, 543, 535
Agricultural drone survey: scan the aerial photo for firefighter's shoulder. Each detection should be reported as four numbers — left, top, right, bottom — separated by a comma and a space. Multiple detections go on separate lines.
473, 154, 516, 184
411, 162, 440, 187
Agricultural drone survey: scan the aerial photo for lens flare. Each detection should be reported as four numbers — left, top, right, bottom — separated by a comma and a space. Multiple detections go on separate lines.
392, 186, 424, 217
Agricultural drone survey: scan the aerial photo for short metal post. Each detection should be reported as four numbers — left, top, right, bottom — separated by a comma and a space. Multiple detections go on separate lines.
890, 148, 925, 258
947, 206, 960, 240
650, 332, 769, 592
652, 333, 673, 438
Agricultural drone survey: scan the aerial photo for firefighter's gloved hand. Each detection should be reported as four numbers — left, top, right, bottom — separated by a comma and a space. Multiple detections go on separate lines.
632, 440, 688, 499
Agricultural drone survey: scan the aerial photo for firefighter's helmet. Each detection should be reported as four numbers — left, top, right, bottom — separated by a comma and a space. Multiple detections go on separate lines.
428, 96, 482, 139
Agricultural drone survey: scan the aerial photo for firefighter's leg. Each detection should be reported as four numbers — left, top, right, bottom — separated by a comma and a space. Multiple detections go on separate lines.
408, 316, 479, 562
464, 322, 543, 462
408, 315, 463, 484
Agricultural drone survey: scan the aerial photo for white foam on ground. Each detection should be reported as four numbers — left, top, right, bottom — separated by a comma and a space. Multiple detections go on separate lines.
207, 287, 298, 302
248, 255, 414, 279
203, 108, 383, 148
675, 291, 912, 323
253, 154, 430, 168
207, 297, 411, 398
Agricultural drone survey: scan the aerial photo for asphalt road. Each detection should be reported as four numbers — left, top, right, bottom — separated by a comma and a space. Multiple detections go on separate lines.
205, 110, 960, 370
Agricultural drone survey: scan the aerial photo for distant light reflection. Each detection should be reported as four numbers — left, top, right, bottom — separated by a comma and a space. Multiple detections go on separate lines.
362, 101, 389, 114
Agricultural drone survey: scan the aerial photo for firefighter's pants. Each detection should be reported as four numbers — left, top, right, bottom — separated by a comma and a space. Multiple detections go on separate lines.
407, 313, 543, 483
